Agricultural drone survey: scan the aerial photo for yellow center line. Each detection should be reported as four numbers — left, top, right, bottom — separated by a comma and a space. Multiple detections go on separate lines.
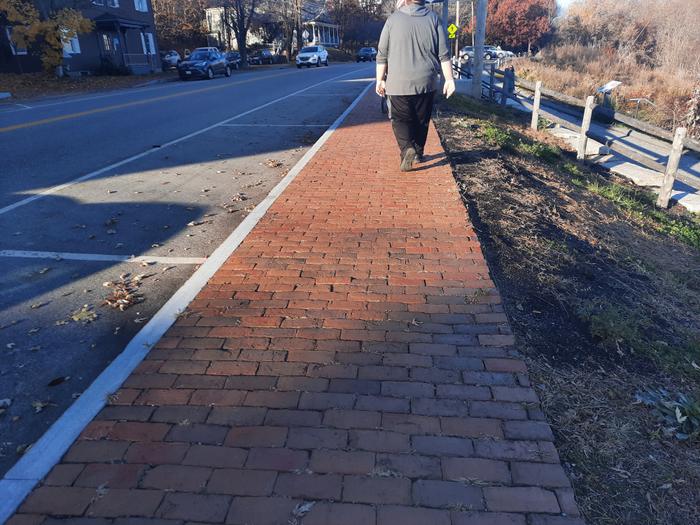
0, 70, 296, 134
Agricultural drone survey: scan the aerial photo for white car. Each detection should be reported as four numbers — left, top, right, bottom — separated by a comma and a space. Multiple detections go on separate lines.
296, 45, 329, 68
161, 50, 181, 69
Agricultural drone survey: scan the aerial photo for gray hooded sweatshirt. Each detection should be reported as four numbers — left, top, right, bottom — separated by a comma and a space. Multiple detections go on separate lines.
377, 2, 450, 96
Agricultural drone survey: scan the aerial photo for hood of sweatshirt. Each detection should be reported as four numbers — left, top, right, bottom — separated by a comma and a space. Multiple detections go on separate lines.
400, 2, 430, 16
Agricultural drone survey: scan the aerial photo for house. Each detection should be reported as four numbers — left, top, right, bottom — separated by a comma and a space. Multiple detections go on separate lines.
0, 0, 161, 75
205, 0, 340, 53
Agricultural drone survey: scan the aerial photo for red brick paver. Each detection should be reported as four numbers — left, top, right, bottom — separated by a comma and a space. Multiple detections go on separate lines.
8, 92, 582, 525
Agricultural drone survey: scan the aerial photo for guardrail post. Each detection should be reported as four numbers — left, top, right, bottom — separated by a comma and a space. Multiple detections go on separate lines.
656, 127, 687, 208
489, 63, 495, 101
577, 96, 595, 161
530, 80, 542, 130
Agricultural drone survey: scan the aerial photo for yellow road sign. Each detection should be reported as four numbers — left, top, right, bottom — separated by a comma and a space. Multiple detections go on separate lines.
447, 23, 458, 39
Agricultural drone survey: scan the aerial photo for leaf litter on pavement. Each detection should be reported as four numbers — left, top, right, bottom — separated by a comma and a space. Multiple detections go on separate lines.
103, 273, 152, 311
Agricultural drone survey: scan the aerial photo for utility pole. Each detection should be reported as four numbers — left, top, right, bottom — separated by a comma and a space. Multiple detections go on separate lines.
455, 0, 460, 58
442, 0, 449, 37
471, 0, 474, 46
471, 0, 487, 98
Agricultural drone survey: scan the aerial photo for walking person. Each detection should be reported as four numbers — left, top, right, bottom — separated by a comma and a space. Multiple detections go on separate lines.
376, 0, 456, 172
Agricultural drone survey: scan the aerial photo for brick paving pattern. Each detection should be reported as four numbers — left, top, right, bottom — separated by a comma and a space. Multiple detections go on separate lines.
8, 92, 583, 525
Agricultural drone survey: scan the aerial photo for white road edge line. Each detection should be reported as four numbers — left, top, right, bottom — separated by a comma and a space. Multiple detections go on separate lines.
0, 67, 372, 217
0, 250, 206, 265
218, 123, 332, 128
0, 80, 373, 524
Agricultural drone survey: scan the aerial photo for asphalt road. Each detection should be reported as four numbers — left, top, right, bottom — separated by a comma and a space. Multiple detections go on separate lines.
0, 62, 373, 476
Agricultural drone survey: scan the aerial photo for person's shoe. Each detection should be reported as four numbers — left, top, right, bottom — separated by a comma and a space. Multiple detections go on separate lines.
416, 152, 425, 163
400, 147, 417, 172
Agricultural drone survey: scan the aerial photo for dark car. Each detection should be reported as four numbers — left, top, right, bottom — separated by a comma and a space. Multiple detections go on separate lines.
248, 49, 273, 65
225, 51, 242, 70
178, 48, 231, 80
356, 47, 377, 62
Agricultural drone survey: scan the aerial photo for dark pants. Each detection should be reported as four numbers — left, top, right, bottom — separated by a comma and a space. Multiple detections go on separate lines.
389, 91, 435, 157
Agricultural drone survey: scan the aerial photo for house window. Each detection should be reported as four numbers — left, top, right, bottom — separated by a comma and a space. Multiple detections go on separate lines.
102, 33, 112, 52
134, 0, 148, 12
62, 35, 81, 57
140, 32, 155, 54
4, 26, 28, 55
108, 0, 119, 6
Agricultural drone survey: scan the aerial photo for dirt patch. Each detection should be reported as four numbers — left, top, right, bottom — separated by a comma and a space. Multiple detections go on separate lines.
0, 71, 177, 101
434, 95, 700, 525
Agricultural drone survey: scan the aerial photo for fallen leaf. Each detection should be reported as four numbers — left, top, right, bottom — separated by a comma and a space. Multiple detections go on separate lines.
290, 501, 315, 524
16, 443, 31, 455
71, 305, 98, 324
134, 317, 148, 324
263, 159, 283, 168
28, 328, 40, 335
106, 229, 117, 235
6, 343, 16, 349
48, 376, 70, 387
30, 302, 48, 309
31, 400, 50, 413
38, 267, 50, 275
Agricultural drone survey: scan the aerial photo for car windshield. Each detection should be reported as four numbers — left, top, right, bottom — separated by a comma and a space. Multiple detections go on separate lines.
188, 51, 209, 61
301, 47, 318, 53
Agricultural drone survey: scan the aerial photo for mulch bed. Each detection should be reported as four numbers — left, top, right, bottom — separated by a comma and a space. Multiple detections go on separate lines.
434, 96, 700, 525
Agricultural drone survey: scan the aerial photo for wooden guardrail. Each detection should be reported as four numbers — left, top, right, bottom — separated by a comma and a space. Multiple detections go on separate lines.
494, 74, 697, 209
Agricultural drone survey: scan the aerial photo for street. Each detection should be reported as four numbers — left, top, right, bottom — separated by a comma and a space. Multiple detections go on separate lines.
0, 62, 373, 476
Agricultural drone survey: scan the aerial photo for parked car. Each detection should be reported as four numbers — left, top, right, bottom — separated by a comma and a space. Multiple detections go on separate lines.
225, 51, 242, 70
356, 47, 377, 62
296, 45, 329, 68
178, 48, 231, 80
249, 49, 274, 65
160, 50, 181, 69
459, 45, 505, 61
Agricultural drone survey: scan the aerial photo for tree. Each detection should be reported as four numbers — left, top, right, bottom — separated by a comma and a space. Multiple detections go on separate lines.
215, 0, 259, 65
486, 0, 555, 52
0, 0, 93, 72
151, 0, 208, 52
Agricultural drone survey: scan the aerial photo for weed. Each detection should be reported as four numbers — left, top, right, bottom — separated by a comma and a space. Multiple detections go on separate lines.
516, 140, 561, 162
479, 122, 515, 148
636, 389, 700, 441
563, 172, 700, 250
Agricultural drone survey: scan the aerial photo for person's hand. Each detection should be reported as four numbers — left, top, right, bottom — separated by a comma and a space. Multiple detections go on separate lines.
376, 80, 386, 97
443, 78, 456, 99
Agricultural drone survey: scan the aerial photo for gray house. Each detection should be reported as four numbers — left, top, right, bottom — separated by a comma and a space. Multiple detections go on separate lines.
1, 0, 161, 75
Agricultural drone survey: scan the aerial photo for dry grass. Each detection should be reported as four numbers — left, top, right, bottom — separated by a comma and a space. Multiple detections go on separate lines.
513, 44, 697, 132
435, 94, 700, 524
0, 71, 177, 101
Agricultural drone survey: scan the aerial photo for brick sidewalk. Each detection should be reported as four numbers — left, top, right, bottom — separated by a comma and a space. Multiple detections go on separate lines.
9, 92, 583, 525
